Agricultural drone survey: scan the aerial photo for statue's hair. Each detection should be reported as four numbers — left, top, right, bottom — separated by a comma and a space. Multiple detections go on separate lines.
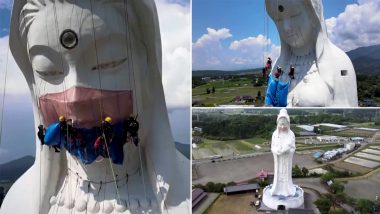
306, 0, 327, 34
19, 0, 126, 44
19, 0, 45, 42
310, 0, 323, 22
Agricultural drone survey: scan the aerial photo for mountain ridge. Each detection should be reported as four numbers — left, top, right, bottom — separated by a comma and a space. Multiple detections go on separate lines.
193, 44, 380, 76
0, 155, 34, 181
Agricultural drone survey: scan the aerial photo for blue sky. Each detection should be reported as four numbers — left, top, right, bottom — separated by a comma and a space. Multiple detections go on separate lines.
192, 0, 380, 70
0, 0, 191, 163
0, 8, 10, 37
193, 0, 354, 46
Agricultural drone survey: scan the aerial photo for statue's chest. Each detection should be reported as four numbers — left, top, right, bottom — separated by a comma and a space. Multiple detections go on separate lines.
47, 162, 160, 214
282, 64, 333, 107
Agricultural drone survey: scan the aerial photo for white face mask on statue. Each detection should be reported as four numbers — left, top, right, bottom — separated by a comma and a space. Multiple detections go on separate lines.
278, 117, 289, 132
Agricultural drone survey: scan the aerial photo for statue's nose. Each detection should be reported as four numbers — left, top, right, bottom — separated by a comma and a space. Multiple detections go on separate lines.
62, 66, 79, 89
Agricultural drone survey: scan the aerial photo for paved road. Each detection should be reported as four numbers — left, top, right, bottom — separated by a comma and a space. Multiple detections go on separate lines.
303, 188, 321, 214
193, 153, 317, 185
193, 151, 270, 164
294, 178, 329, 194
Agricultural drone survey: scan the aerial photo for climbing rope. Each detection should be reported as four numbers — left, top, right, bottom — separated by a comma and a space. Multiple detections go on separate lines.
88, 0, 122, 206
124, 0, 149, 202
51, 1, 75, 213
0, 16, 10, 158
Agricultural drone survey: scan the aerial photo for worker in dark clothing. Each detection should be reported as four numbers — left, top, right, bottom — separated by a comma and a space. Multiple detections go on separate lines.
274, 66, 283, 79
101, 116, 113, 143
37, 125, 45, 145
94, 117, 113, 157
289, 66, 295, 79
59, 115, 67, 137
54, 115, 69, 152
126, 115, 139, 146
266, 57, 272, 70
262, 67, 267, 78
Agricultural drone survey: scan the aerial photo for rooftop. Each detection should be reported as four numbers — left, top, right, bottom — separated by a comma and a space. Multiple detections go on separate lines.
224, 183, 259, 193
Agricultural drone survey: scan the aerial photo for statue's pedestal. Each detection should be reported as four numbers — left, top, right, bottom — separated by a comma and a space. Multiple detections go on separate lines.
262, 184, 304, 210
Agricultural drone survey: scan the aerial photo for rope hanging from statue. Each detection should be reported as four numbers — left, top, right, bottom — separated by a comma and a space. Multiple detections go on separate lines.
30, 0, 159, 211
123, 0, 170, 205
123, 0, 149, 204
88, 0, 122, 206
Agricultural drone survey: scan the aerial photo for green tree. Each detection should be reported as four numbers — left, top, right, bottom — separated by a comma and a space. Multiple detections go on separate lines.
356, 199, 375, 214
302, 167, 309, 177
321, 172, 336, 183
206, 182, 216, 192
226, 181, 236, 186
324, 193, 341, 211
329, 208, 348, 214
315, 195, 332, 214
330, 181, 345, 194
293, 164, 303, 177
214, 183, 226, 192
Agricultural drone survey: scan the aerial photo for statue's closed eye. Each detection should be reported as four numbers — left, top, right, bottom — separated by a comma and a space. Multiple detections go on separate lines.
91, 57, 128, 71
35, 70, 64, 76
31, 55, 64, 77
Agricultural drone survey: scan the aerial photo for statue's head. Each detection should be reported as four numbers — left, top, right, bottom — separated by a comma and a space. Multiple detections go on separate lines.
266, 0, 327, 54
10, 0, 162, 129
277, 109, 290, 132
9, 0, 182, 210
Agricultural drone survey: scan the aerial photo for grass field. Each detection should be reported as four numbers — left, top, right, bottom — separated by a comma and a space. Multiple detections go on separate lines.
192, 79, 266, 107
193, 137, 270, 159
204, 193, 258, 214
296, 144, 342, 152
332, 129, 376, 138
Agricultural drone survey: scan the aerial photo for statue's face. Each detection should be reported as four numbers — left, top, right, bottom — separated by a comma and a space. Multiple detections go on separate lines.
26, 2, 135, 128
266, 0, 316, 49
278, 117, 289, 132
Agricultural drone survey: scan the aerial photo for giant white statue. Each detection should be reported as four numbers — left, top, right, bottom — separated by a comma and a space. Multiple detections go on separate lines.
264, 0, 358, 107
262, 109, 304, 210
1, 0, 189, 213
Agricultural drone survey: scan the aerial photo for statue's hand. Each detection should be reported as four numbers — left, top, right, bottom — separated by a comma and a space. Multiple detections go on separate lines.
274, 146, 285, 155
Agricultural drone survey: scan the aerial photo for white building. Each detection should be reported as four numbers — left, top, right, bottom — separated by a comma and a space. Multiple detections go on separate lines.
193, 127, 203, 133
345, 143, 356, 151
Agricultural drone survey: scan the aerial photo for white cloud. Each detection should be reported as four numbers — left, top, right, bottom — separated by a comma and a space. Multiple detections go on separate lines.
193, 28, 232, 49
156, 0, 190, 108
229, 35, 280, 67
192, 28, 233, 69
230, 35, 271, 51
326, 0, 380, 51
193, 30, 280, 70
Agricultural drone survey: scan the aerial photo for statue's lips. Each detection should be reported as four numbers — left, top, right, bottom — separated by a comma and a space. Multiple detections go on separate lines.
39, 87, 133, 128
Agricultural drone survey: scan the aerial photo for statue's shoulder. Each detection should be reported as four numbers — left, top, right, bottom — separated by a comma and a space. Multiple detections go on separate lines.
290, 130, 295, 138
321, 41, 354, 69
318, 41, 356, 87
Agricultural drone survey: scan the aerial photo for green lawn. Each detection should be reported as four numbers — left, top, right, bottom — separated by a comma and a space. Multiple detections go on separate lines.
347, 122, 380, 129
296, 144, 342, 152
199, 137, 269, 153
333, 129, 375, 138
192, 79, 267, 107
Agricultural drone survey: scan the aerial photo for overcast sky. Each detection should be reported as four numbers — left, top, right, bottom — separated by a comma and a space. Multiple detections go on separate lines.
192, 0, 380, 70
